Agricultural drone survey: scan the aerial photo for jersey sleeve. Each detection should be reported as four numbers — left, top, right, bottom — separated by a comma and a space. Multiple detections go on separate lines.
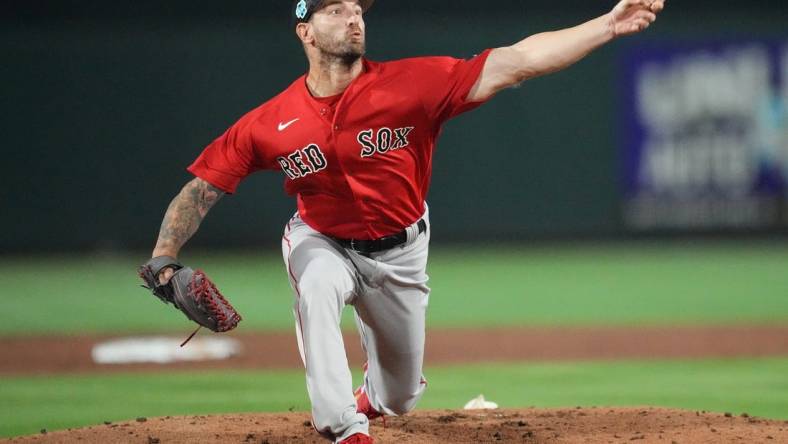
187, 111, 264, 194
409, 49, 493, 123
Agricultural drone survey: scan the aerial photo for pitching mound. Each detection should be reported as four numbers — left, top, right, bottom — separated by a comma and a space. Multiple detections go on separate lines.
7, 408, 786, 443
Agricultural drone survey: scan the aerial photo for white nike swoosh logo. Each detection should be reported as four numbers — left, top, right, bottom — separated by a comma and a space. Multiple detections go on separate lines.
278, 118, 299, 131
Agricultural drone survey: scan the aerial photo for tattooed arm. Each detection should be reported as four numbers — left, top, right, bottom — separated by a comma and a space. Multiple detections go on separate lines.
151, 177, 225, 283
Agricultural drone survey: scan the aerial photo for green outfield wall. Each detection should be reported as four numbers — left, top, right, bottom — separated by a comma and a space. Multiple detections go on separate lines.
1, 2, 786, 252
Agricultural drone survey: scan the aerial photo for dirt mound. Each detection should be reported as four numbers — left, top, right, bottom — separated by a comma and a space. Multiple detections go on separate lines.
7, 408, 787, 443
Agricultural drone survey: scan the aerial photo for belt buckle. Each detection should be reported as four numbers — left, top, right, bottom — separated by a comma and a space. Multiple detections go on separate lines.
349, 238, 372, 257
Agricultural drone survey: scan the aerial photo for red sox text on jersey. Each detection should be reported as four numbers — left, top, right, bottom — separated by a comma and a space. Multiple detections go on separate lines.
275, 124, 415, 180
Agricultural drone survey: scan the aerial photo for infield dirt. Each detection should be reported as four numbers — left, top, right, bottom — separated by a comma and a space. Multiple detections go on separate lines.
5, 408, 787, 443
3, 325, 788, 375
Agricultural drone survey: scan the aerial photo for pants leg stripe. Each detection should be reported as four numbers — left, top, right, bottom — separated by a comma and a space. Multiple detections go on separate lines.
283, 221, 306, 363
283, 221, 323, 435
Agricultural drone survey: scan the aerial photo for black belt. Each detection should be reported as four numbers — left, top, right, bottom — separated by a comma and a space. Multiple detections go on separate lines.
334, 219, 427, 254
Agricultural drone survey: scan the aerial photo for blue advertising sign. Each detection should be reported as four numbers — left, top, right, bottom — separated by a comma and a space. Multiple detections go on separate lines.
620, 39, 788, 230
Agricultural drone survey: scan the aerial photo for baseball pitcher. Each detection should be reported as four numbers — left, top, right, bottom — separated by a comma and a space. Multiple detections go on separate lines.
140, 1, 665, 442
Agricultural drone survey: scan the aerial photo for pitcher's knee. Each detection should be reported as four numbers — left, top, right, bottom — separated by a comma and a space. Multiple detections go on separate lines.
378, 383, 426, 415
380, 394, 419, 416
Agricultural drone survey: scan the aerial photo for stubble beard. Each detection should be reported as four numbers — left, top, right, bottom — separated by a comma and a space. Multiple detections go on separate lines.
315, 32, 366, 67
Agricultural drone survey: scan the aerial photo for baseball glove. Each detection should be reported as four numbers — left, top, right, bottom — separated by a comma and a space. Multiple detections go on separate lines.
138, 256, 242, 345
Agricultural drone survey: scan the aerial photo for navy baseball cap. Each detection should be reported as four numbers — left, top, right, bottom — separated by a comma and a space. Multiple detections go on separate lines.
292, 0, 375, 24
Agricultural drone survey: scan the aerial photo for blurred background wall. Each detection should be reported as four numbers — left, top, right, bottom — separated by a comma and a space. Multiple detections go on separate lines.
2, 0, 786, 253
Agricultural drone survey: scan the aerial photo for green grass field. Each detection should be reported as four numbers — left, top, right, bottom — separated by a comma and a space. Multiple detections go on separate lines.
2, 242, 788, 438
3, 242, 788, 335
2, 358, 788, 437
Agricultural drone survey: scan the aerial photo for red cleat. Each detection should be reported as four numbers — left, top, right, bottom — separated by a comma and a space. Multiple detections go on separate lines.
339, 432, 374, 444
354, 382, 384, 420
354, 363, 384, 421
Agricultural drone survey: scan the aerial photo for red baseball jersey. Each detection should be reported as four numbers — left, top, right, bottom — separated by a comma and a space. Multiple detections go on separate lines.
188, 49, 493, 240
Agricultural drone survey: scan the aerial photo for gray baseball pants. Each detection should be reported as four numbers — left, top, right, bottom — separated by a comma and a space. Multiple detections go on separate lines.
281, 209, 430, 443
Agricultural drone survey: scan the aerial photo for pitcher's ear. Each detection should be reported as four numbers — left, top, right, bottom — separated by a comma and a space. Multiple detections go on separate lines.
296, 22, 313, 44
